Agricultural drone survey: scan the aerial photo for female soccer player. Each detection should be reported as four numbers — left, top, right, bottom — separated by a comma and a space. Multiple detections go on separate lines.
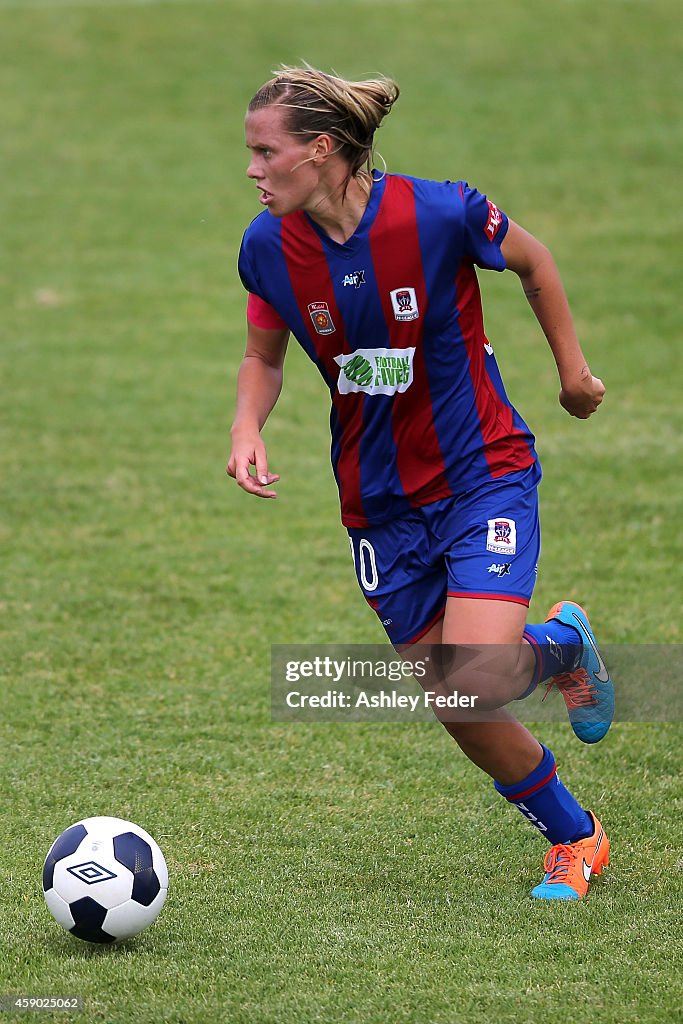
227, 66, 614, 900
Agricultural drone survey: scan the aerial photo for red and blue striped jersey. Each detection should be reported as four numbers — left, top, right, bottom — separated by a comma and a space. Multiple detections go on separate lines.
238, 173, 538, 527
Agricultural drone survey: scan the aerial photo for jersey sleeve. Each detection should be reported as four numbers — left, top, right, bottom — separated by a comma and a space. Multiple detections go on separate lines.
246, 292, 289, 331
460, 183, 509, 271
238, 231, 264, 297
238, 227, 290, 330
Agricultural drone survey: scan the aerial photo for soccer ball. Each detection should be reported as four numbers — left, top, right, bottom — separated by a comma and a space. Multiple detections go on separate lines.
42, 816, 168, 943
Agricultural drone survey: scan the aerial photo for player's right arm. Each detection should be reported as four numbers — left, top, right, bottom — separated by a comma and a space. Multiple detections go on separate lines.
227, 320, 289, 498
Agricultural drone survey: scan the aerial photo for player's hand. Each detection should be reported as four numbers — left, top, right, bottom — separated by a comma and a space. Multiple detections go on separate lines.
559, 366, 606, 419
227, 431, 280, 498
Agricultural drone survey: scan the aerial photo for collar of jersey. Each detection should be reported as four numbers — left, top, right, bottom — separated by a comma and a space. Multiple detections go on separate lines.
303, 172, 387, 259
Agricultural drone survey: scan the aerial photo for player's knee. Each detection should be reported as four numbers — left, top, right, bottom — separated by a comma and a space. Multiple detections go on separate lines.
426, 643, 521, 710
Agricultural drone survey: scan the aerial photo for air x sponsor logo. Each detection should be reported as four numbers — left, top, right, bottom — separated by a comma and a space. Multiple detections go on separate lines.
342, 270, 366, 289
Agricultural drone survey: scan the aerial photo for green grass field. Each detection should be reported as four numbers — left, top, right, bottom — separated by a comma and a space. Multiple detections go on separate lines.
1, 0, 682, 1021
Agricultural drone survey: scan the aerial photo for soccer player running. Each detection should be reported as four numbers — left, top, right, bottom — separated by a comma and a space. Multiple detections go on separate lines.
228, 66, 614, 900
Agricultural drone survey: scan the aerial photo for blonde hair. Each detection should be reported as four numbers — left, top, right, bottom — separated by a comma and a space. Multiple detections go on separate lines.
248, 64, 399, 192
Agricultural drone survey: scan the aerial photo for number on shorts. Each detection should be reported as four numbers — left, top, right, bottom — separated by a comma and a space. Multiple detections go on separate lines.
350, 537, 379, 592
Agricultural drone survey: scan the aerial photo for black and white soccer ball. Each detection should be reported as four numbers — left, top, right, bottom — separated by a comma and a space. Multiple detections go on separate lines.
42, 816, 168, 943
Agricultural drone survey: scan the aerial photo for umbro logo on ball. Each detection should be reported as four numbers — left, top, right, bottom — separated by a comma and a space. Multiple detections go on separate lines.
66, 861, 118, 885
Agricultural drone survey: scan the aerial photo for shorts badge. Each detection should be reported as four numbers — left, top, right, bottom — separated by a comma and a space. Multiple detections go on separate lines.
486, 517, 517, 555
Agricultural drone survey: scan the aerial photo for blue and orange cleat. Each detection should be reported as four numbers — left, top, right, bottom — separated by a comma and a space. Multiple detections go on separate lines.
544, 601, 615, 744
532, 811, 609, 900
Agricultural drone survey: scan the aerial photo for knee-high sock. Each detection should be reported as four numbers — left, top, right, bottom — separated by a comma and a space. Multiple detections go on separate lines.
516, 620, 582, 698
494, 744, 593, 845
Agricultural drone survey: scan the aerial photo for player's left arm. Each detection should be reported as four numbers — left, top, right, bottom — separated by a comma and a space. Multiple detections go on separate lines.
501, 219, 605, 419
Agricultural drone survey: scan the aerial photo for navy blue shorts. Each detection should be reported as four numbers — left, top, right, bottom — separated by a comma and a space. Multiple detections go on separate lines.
348, 467, 541, 646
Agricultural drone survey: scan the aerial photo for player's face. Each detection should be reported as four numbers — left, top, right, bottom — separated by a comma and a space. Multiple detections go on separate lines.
245, 106, 322, 217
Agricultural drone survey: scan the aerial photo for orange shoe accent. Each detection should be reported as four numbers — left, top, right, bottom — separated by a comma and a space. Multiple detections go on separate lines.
543, 668, 599, 709
543, 601, 599, 711
532, 811, 610, 900
545, 600, 589, 621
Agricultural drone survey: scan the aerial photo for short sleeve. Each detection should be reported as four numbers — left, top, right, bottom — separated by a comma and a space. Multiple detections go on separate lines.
461, 183, 509, 271
238, 232, 263, 296
247, 292, 289, 331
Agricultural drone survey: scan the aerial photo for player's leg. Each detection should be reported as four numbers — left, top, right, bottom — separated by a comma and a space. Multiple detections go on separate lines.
412, 612, 543, 784
417, 605, 608, 900
418, 464, 610, 898
348, 494, 610, 899
421, 596, 537, 710
435, 468, 614, 739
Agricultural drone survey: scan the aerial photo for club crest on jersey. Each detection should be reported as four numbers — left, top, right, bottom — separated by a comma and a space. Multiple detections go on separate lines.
308, 301, 336, 335
334, 346, 416, 396
486, 517, 517, 555
484, 201, 503, 242
390, 287, 419, 322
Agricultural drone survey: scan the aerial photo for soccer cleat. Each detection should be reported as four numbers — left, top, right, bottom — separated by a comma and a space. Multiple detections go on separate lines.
544, 601, 614, 744
532, 811, 609, 900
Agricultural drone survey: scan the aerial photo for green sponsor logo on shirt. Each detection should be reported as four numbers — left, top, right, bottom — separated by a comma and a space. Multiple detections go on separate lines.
334, 347, 416, 396
342, 354, 374, 387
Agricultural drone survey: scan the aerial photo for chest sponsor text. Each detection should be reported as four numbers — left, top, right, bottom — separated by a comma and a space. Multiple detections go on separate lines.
334, 347, 417, 396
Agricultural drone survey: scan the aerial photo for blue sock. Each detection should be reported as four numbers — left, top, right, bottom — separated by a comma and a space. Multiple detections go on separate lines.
494, 744, 593, 845
517, 619, 582, 698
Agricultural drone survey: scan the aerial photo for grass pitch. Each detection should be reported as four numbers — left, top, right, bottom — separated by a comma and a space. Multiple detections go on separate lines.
1, 1, 682, 1021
